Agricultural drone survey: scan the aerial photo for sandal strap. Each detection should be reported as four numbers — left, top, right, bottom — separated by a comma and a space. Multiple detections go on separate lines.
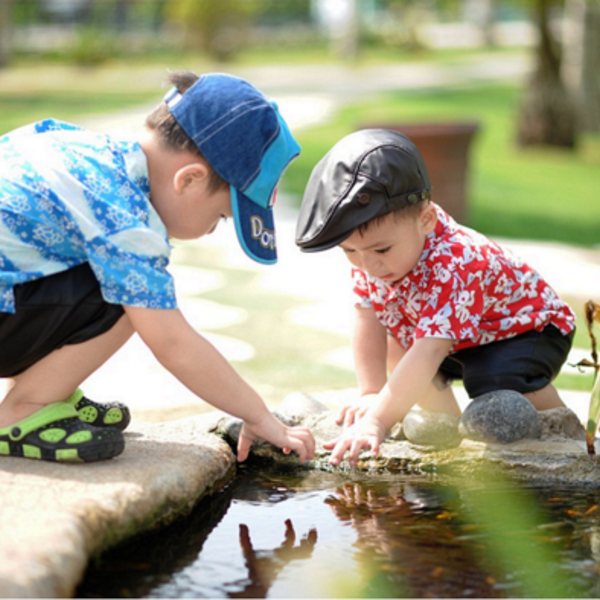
0, 403, 78, 441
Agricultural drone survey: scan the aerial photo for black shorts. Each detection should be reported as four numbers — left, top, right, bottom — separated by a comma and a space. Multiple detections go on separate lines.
0, 263, 124, 377
439, 325, 574, 398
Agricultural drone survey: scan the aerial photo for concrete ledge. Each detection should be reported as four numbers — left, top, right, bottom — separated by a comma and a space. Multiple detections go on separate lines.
0, 417, 235, 598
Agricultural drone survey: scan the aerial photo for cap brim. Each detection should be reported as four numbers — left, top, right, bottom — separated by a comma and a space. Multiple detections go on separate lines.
231, 187, 277, 264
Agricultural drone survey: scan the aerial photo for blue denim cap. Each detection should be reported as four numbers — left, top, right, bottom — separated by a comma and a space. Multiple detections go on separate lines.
164, 73, 301, 264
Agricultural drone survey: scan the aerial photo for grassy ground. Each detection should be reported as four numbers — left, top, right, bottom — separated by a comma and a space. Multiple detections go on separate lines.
284, 85, 600, 247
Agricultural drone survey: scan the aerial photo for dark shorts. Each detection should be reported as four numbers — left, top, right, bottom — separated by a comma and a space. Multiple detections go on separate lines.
0, 263, 124, 377
439, 325, 575, 398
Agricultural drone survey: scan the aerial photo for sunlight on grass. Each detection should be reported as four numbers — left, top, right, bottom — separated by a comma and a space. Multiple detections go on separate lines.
285, 85, 600, 247
173, 243, 355, 406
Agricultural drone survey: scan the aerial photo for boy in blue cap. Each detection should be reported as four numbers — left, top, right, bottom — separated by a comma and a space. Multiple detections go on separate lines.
0, 70, 315, 464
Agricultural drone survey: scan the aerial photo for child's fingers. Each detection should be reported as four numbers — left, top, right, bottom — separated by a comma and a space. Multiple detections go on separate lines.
236, 432, 252, 462
335, 405, 350, 425
328, 438, 352, 465
283, 428, 316, 463
322, 436, 339, 450
344, 408, 358, 427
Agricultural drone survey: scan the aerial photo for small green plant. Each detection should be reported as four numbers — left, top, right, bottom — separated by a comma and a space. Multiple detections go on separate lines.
580, 301, 600, 456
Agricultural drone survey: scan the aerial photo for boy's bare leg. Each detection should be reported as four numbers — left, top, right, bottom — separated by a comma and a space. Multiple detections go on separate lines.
387, 337, 461, 416
524, 384, 566, 410
0, 314, 134, 427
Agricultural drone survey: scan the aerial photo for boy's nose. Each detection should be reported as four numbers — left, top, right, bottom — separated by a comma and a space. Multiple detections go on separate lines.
361, 254, 381, 274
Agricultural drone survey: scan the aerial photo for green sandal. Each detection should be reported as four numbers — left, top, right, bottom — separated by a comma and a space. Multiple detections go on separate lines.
65, 389, 131, 432
0, 403, 124, 463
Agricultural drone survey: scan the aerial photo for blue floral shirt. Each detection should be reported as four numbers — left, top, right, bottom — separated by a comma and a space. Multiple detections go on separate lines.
0, 119, 176, 313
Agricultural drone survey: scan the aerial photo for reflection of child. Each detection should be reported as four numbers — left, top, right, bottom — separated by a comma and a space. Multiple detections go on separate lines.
296, 129, 575, 466
0, 71, 315, 464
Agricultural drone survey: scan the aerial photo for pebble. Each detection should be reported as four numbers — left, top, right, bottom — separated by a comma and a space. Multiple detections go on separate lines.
401, 409, 462, 448
458, 390, 542, 444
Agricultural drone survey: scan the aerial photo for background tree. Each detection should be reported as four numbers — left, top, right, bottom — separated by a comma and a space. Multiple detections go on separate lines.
561, 0, 600, 132
167, 0, 260, 62
0, 0, 12, 67
517, 0, 577, 148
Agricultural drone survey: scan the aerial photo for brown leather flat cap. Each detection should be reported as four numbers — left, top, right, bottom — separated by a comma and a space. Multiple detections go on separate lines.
295, 129, 431, 252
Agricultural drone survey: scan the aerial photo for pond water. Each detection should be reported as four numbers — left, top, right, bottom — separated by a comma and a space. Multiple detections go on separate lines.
78, 465, 600, 598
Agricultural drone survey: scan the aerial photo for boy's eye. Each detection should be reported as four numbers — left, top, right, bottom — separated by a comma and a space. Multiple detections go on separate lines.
375, 247, 391, 254
340, 247, 354, 254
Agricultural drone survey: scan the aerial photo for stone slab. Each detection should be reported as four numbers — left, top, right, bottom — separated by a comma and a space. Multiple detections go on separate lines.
0, 415, 235, 598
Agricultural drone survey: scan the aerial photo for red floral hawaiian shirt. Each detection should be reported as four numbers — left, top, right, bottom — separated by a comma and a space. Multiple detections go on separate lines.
352, 204, 575, 352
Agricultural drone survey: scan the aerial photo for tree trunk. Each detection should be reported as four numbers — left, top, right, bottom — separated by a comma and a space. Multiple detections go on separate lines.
562, 0, 600, 132
517, 0, 577, 148
0, 0, 12, 67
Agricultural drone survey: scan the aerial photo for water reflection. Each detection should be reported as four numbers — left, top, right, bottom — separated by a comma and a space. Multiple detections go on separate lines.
78, 468, 600, 599
230, 519, 317, 598
325, 481, 500, 598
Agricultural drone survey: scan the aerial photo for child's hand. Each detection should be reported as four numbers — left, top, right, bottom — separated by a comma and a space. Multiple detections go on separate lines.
237, 413, 316, 464
323, 415, 387, 467
336, 393, 378, 427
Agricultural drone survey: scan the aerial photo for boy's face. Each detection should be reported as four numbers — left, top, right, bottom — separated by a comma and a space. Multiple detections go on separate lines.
169, 180, 232, 241
339, 206, 436, 283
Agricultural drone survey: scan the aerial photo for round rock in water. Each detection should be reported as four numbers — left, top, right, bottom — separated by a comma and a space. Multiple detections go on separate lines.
402, 409, 461, 448
458, 390, 541, 444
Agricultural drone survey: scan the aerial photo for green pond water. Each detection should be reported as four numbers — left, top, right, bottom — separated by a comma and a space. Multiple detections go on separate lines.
78, 466, 600, 598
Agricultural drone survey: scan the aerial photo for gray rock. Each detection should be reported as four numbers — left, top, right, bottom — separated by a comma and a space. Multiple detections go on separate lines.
401, 409, 462, 448
539, 406, 586, 441
458, 390, 542, 444
279, 392, 330, 423
387, 421, 406, 441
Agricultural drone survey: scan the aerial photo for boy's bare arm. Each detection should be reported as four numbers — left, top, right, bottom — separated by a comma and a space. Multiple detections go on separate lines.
373, 336, 453, 430
337, 306, 388, 426
327, 336, 453, 466
353, 306, 387, 395
123, 305, 315, 462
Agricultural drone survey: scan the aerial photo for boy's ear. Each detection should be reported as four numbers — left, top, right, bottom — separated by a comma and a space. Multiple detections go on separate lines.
173, 162, 209, 194
419, 203, 438, 235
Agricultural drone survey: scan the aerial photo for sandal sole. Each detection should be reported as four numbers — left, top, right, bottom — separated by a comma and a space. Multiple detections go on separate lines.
0, 404, 125, 463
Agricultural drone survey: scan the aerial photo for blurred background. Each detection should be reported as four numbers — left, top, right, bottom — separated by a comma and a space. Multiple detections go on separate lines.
0, 0, 598, 410
0, 0, 598, 241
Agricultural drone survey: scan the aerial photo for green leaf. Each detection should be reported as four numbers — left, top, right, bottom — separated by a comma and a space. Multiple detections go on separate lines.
586, 373, 600, 456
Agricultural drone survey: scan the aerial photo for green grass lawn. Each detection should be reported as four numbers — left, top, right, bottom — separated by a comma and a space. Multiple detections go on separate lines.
284, 84, 600, 247
0, 90, 157, 136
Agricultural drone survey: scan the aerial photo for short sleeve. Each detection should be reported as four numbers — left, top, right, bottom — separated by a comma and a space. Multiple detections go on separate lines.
352, 268, 372, 308
86, 233, 176, 309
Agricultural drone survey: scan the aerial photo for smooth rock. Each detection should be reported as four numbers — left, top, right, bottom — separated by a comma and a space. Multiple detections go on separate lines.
279, 392, 330, 423
458, 390, 542, 443
401, 409, 462, 448
0, 417, 235, 598
539, 406, 586, 440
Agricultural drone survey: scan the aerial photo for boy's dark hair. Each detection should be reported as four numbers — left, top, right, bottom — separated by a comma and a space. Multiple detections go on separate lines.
145, 70, 228, 193
356, 197, 430, 236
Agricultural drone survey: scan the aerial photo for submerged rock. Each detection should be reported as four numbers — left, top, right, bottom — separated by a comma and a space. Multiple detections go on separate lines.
458, 390, 542, 444
401, 409, 462, 449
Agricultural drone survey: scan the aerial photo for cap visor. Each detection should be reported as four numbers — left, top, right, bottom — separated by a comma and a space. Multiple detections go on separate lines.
231, 187, 277, 264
